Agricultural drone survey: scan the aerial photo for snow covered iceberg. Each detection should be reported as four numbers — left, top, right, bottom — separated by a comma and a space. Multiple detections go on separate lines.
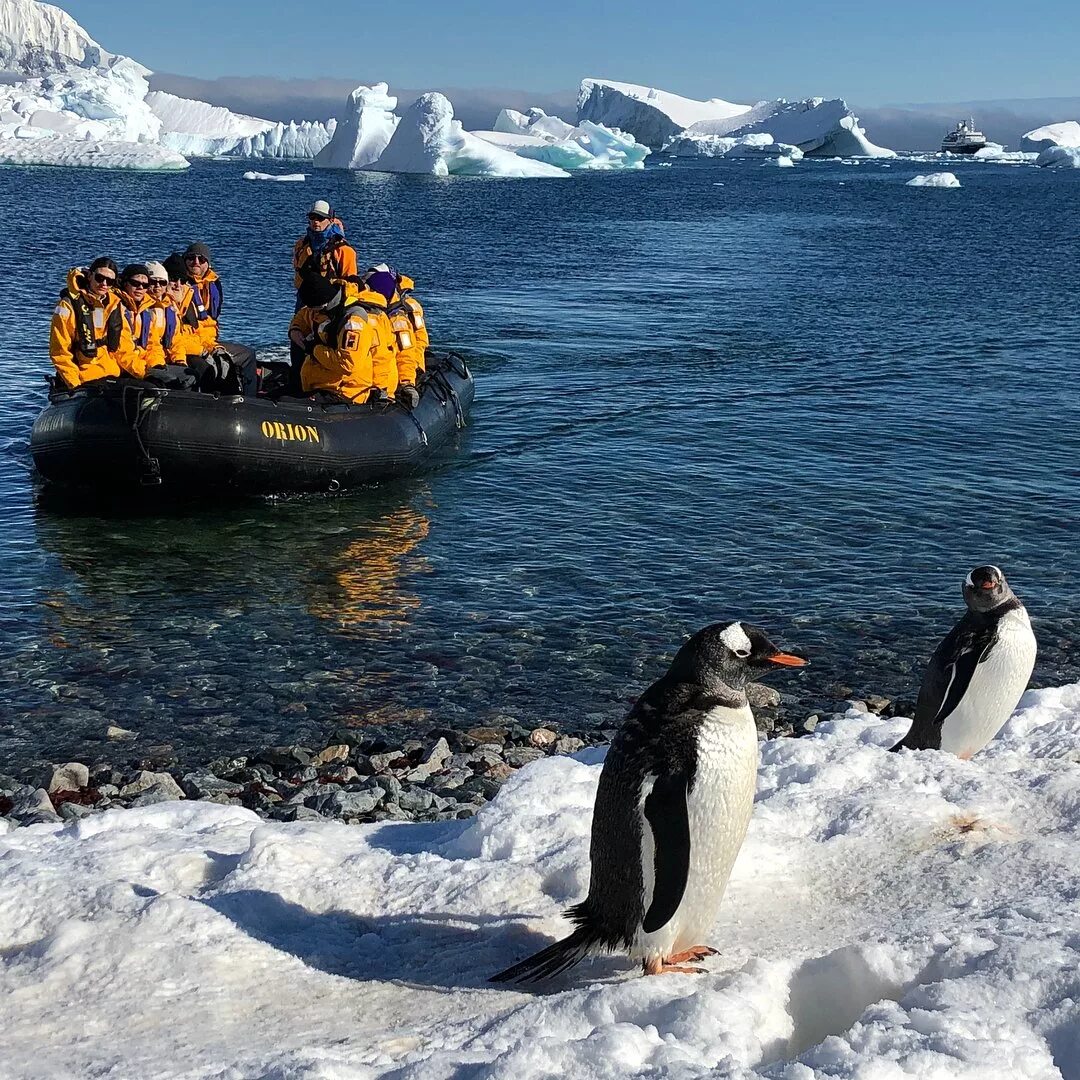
365, 92, 569, 178
907, 172, 961, 187
578, 78, 749, 149
6, 684, 1080, 1076
1020, 121, 1080, 154
1035, 145, 1080, 168
475, 107, 649, 170
312, 83, 398, 170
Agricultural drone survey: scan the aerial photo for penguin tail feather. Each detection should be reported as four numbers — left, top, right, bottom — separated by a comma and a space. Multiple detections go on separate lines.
489, 925, 602, 984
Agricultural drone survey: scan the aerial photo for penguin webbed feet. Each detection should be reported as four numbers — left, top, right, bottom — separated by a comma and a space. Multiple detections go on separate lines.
643, 945, 717, 976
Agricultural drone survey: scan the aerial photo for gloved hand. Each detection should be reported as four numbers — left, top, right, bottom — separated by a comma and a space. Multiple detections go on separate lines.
396, 383, 420, 410
209, 349, 234, 382
367, 387, 392, 407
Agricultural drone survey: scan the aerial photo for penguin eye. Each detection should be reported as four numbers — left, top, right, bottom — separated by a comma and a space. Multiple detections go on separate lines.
734, 648, 751, 658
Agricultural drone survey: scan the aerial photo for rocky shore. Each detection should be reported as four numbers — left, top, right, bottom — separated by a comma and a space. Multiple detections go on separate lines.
0, 687, 906, 830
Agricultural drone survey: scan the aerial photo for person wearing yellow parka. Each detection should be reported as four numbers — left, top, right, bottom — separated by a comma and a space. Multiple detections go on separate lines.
386, 272, 429, 386
183, 242, 222, 352
49, 259, 140, 389
293, 276, 380, 402
162, 253, 206, 360
117, 264, 156, 378
139, 261, 188, 370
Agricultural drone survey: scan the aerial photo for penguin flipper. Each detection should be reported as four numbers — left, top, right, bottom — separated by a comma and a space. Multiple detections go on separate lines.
641, 770, 691, 934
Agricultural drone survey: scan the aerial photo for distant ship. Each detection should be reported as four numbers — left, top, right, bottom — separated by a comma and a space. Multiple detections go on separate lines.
941, 119, 987, 155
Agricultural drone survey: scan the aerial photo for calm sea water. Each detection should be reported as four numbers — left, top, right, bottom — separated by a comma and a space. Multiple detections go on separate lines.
1, 157, 1079, 772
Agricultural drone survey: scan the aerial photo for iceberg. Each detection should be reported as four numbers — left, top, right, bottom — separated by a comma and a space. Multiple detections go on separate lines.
1020, 121, 1080, 153
313, 84, 398, 170
1035, 145, 1080, 168
0, 133, 187, 170
0, 0, 115, 75
906, 172, 960, 187
365, 92, 569, 178
242, 171, 305, 181
668, 97, 894, 158
578, 78, 749, 149
474, 113, 649, 171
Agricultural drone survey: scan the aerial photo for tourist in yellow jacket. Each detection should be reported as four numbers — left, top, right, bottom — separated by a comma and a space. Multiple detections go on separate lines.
387, 271, 429, 388
139, 261, 188, 370
117, 264, 155, 378
183, 242, 222, 352
49, 259, 139, 389
294, 276, 380, 402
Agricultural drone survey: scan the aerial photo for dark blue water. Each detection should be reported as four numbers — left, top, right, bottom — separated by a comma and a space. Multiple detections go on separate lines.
2, 157, 1079, 771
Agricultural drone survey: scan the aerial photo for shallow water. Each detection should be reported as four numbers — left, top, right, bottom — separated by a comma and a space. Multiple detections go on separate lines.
2, 157, 1079, 771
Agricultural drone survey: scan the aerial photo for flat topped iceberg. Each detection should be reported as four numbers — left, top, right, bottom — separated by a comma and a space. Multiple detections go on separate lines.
5, 684, 1080, 1077
1020, 121, 1080, 153
668, 97, 894, 158
313, 83, 398, 170
0, 134, 188, 170
578, 77, 749, 149
366, 92, 569, 178
907, 171, 960, 187
242, 171, 305, 181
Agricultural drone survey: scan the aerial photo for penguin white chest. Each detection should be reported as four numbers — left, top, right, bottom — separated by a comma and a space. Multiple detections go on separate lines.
633, 704, 759, 961
940, 606, 1037, 758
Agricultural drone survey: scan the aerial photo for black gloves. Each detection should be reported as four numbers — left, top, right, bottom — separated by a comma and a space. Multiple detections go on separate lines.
396, 383, 420, 409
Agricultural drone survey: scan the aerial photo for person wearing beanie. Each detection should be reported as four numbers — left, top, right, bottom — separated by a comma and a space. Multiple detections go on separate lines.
292, 200, 357, 304
161, 252, 203, 363
290, 274, 383, 403
183, 242, 223, 352
388, 271, 429, 383
133, 261, 190, 377
354, 264, 402, 401
49, 257, 140, 388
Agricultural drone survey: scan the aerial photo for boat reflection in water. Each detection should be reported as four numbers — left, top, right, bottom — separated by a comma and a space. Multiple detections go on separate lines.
26, 486, 436, 761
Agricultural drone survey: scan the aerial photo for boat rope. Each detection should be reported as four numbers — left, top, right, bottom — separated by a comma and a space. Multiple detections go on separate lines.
121, 383, 162, 486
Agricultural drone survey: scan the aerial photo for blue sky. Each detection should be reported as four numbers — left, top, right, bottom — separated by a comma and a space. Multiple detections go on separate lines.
62, 0, 1080, 105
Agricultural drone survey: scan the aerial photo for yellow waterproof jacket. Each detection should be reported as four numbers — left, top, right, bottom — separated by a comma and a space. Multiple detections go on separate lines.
189, 268, 222, 351
353, 287, 399, 397
299, 284, 378, 402
118, 292, 154, 377
167, 284, 205, 358
292, 227, 358, 289
387, 275, 429, 384
133, 295, 187, 369
49, 268, 139, 388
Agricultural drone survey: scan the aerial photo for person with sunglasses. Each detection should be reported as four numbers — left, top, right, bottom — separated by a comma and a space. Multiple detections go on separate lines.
292, 200, 357, 301
183, 243, 222, 353
49, 258, 139, 389
117, 264, 155, 378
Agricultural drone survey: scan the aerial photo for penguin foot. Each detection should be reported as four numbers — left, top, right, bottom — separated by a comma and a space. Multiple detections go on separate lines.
642, 956, 709, 976
667, 946, 717, 964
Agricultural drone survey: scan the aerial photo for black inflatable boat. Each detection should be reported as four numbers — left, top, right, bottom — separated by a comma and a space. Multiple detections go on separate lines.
31, 351, 474, 497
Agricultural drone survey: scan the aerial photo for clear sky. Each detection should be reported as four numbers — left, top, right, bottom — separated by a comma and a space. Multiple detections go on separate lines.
61, 0, 1080, 105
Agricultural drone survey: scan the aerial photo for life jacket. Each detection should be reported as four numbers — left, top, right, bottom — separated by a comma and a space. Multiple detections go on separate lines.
295, 222, 350, 282
60, 280, 121, 359
137, 305, 178, 350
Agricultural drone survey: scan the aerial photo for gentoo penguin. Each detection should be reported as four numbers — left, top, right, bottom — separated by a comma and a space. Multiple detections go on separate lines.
491, 621, 807, 983
892, 565, 1036, 758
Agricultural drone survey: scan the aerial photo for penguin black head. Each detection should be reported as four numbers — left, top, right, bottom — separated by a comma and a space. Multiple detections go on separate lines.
669, 621, 808, 691
963, 565, 1016, 614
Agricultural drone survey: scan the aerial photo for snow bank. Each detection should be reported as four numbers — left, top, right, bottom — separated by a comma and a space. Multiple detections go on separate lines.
5, 684, 1080, 1077
578, 78, 750, 149
313, 83, 398, 169
1020, 120, 1080, 153
1036, 145, 1080, 168
242, 171, 305, 181
907, 172, 961, 187
366, 92, 569, 178
669, 97, 893, 158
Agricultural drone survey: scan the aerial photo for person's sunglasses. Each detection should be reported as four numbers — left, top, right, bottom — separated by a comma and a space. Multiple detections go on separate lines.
149, 279, 168, 288
185, 254, 207, 264
308, 214, 329, 223
92, 272, 116, 285
126, 279, 149, 289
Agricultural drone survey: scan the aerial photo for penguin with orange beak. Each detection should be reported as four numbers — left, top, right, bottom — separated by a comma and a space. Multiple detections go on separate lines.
492, 621, 807, 983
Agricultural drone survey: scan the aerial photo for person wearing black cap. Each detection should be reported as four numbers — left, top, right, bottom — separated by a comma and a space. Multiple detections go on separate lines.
291, 275, 380, 403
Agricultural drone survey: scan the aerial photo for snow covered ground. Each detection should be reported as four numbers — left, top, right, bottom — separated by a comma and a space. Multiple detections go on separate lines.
4, 684, 1080, 1078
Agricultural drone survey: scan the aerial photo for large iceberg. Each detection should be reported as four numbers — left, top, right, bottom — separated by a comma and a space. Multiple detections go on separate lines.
313, 83, 398, 170
1035, 145, 1080, 168
668, 97, 894, 158
475, 107, 649, 170
578, 78, 749, 149
365, 92, 569, 178
1020, 121, 1080, 153
0, 0, 113, 75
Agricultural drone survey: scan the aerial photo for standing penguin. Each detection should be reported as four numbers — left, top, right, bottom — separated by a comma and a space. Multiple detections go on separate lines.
892, 565, 1036, 758
491, 621, 807, 983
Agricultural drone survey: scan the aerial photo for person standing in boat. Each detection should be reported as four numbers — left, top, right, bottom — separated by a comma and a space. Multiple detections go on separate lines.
49, 258, 140, 389
293, 200, 358, 302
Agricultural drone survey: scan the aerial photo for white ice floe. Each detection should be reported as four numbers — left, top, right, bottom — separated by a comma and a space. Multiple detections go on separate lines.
667, 97, 894, 159
906, 172, 961, 187
1020, 120, 1080, 153
1035, 145, 1080, 168
774, 155, 795, 168
313, 83, 398, 170
578, 77, 749, 149
0, 132, 188, 170
5, 683, 1080, 1077
366, 92, 569, 178
242, 171, 305, 181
